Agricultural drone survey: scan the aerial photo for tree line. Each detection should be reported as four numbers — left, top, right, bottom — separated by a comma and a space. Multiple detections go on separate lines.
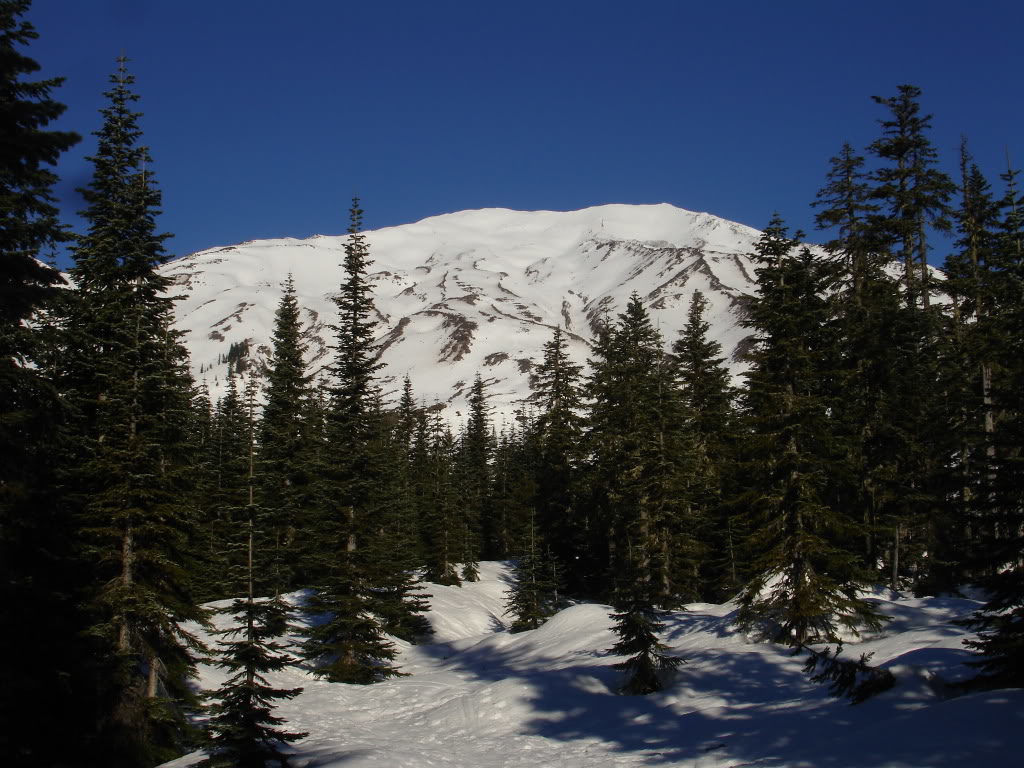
2, 1, 1022, 765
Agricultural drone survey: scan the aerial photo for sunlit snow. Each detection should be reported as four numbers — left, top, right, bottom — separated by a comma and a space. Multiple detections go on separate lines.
162, 562, 1021, 768
161, 204, 762, 424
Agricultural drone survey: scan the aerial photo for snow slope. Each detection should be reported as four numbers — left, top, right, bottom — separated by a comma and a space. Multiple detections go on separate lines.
162, 204, 762, 422
163, 562, 1021, 768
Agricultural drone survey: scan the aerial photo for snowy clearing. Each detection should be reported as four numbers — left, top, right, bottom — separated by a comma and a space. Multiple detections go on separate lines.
163, 562, 1022, 768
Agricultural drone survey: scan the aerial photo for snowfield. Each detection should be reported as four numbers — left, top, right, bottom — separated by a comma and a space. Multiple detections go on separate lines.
163, 562, 1022, 767
160, 204, 765, 423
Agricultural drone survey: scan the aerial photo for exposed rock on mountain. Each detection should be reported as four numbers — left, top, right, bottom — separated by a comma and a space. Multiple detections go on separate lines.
164, 203, 765, 421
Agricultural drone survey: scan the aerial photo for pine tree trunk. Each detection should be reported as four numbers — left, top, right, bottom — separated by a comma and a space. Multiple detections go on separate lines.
917, 216, 930, 309
119, 522, 134, 653
146, 657, 159, 699
726, 517, 738, 589
891, 523, 901, 590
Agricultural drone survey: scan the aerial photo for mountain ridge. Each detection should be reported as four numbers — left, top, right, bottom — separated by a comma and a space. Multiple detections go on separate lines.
161, 203, 766, 421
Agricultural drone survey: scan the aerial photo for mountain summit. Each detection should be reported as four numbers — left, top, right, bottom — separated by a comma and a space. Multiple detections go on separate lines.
163, 203, 763, 419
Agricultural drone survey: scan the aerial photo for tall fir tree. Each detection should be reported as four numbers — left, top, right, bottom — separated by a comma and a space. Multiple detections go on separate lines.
962, 162, 1024, 688
0, 2, 83, 764
194, 374, 249, 601
491, 414, 537, 565
530, 326, 587, 593
204, 369, 306, 768
259, 274, 312, 595
868, 84, 955, 310
420, 408, 463, 585
361, 389, 432, 642
929, 142, 1004, 593
735, 216, 883, 647
455, 374, 491, 577
58, 57, 205, 766
586, 294, 689, 693
811, 142, 902, 582
302, 198, 401, 683
866, 86, 952, 591
672, 290, 739, 600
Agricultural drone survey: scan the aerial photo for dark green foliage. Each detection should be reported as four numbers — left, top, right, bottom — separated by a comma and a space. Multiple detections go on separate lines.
925, 144, 1004, 594
585, 294, 693, 692
57, 57, 205, 765
801, 642, 895, 704
301, 198, 403, 683
259, 275, 312, 595
0, 0, 78, 328
193, 374, 249, 602
608, 582, 682, 695
857, 87, 953, 592
205, 596, 306, 767
587, 294, 694, 605
205, 389, 305, 766
813, 142, 886, 302
673, 291, 739, 601
869, 84, 955, 310
0, 3, 82, 763
736, 216, 883, 647
530, 326, 588, 593
961, 163, 1024, 689
419, 410, 463, 586
457, 374, 492, 570
301, 555, 403, 683
361, 392, 432, 643
224, 339, 252, 376
812, 142, 904, 585
491, 413, 537, 566
506, 512, 564, 632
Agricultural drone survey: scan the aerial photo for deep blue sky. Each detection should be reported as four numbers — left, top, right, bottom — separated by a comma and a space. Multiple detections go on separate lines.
26, 0, 1024, 267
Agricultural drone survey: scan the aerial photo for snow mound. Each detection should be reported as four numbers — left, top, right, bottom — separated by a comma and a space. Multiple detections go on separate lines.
163, 564, 1022, 768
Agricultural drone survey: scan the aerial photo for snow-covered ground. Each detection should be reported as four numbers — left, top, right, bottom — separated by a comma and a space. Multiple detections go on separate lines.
164, 562, 1022, 767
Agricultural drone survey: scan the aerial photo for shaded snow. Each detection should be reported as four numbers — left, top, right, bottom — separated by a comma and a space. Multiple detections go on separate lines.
163, 562, 1021, 768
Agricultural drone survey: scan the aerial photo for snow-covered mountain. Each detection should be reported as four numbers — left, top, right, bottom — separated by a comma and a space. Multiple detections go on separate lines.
163, 204, 763, 420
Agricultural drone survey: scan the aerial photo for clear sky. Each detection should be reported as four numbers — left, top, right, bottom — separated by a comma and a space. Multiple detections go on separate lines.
25, 0, 1024, 267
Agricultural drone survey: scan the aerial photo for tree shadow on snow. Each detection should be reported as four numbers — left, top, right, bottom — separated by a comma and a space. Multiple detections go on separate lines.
408, 605, 998, 766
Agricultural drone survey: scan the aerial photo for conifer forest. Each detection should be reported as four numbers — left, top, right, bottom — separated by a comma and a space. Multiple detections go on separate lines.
2, 1, 1023, 766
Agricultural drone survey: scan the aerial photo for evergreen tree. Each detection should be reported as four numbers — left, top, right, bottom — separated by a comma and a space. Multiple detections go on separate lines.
608, 576, 682, 695
0, 2, 82, 763
187, 381, 221, 599
928, 143, 1004, 592
204, 595, 306, 767
420, 409, 462, 585
962, 162, 1024, 688
302, 198, 401, 683
491, 413, 537, 565
457, 374, 492, 571
361, 390, 432, 642
735, 216, 883, 647
812, 142, 903, 582
505, 511, 563, 632
259, 274, 311, 594
530, 326, 587, 593
672, 290, 738, 600
204, 368, 305, 767
0, 0, 77, 330
866, 86, 953, 591
58, 57, 205, 765
194, 374, 249, 601
868, 84, 955, 310
586, 294, 690, 692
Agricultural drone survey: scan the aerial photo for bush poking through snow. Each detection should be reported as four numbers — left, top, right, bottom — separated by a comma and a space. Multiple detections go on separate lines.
801, 641, 895, 704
